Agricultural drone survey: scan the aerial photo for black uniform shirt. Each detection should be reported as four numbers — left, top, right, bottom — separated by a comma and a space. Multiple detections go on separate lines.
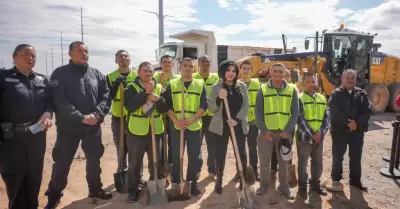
49, 60, 110, 130
0, 67, 53, 124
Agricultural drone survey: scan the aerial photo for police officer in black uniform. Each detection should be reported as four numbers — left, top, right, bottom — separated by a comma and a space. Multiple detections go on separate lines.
44, 41, 112, 208
0, 44, 53, 209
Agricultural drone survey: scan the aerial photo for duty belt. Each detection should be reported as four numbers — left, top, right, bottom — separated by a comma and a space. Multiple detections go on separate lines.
14, 122, 33, 132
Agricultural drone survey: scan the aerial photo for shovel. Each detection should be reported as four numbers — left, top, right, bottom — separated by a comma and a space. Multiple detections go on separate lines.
159, 116, 172, 187
223, 98, 256, 209
113, 83, 128, 193
147, 113, 169, 205
171, 80, 191, 200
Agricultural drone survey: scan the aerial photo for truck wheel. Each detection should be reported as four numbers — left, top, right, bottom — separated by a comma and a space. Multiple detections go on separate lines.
387, 83, 400, 112
366, 83, 389, 114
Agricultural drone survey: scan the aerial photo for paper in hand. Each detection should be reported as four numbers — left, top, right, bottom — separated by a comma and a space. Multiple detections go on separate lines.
28, 121, 45, 134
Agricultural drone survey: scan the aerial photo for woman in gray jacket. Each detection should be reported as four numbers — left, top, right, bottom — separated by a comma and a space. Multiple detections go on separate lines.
208, 60, 249, 194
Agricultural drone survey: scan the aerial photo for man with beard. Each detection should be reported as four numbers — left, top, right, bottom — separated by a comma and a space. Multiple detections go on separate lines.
192, 55, 219, 179
323, 69, 371, 192
45, 41, 112, 208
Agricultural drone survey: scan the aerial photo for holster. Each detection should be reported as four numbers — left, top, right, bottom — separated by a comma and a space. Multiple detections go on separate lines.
1, 123, 15, 140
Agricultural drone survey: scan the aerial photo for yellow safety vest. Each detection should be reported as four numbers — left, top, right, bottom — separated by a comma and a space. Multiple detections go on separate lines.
153, 71, 181, 86
192, 72, 219, 116
261, 83, 295, 131
299, 92, 327, 132
288, 83, 300, 94
127, 83, 164, 135
170, 78, 204, 131
247, 79, 261, 122
107, 70, 137, 117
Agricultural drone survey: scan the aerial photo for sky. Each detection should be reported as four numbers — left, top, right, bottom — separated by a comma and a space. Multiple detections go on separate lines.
0, 0, 399, 75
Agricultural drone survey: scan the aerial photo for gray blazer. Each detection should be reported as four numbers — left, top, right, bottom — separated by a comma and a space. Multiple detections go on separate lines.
208, 81, 249, 136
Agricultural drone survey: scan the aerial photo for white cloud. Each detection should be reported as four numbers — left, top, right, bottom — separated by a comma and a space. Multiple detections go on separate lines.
206, 0, 400, 56
0, 0, 197, 75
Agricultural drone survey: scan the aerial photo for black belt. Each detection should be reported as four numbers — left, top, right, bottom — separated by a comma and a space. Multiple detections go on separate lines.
14, 122, 32, 132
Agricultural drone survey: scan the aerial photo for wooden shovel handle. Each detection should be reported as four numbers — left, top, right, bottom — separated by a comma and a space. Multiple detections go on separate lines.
118, 83, 125, 170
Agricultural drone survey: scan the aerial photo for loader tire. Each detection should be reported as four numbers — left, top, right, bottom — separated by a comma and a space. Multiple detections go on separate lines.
387, 83, 400, 112
366, 83, 389, 114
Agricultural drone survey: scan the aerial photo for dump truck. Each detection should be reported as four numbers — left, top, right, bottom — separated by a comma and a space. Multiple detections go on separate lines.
237, 24, 400, 113
152, 29, 296, 73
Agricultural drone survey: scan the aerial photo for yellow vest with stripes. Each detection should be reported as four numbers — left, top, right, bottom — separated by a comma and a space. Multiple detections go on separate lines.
247, 79, 261, 122
261, 83, 295, 131
299, 92, 327, 132
170, 78, 204, 131
107, 70, 137, 117
127, 82, 164, 135
192, 72, 219, 116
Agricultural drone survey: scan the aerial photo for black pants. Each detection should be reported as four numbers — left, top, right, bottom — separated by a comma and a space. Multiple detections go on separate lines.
212, 125, 247, 181
247, 125, 259, 175
0, 130, 46, 209
126, 133, 161, 192
169, 123, 202, 183
331, 130, 364, 183
160, 116, 172, 165
201, 115, 215, 174
47, 127, 105, 196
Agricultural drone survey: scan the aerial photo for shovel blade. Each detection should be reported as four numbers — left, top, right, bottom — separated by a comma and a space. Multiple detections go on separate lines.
113, 170, 128, 193
147, 178, 168, 205
170, 181, 191, 201
245, 166, 256, 185
236, 186, 256, 209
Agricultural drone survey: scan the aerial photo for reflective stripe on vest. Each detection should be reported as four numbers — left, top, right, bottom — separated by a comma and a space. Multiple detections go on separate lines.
153, 71, 181, 86
261, 84, 294, 131
299, 92, 327, 132
127, 83, 164, 135
192, 73, 219, 116
247, 79, 261, 122
107, 70, 137, 117
170, 78, 203, 131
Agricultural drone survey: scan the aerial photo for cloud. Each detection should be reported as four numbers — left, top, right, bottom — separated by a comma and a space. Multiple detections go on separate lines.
0, 0, 197, 75
206, 0, 400, 56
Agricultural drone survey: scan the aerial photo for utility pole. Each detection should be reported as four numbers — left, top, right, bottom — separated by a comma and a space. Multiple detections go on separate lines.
142, 0, 172, 47
60, 31, 64, 65
45, 52, 48, 76
81, 7, 84, 42
51, 44, 54, 72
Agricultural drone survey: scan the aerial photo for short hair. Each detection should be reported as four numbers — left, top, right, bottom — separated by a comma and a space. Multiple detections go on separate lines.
115, 50, 128, 58
342, 69, 357, 78
179, 57, 193, 65
302, 72, 315, 81
69, 41, 86, 52
198, 55, 210, 62
12, 44, 33, 58
270, 62, 286, 70
160, 55, 172, 63
240, 59, 252, 69
138, 61, 152, 71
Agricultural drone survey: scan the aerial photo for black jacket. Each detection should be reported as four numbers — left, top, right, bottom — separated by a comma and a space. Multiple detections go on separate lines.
328, 86, 372, 132
49, 60, 110, 131
124, 77, 168, 137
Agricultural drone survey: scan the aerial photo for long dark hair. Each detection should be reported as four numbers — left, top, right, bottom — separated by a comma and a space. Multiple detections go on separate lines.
218, 60, 240, 92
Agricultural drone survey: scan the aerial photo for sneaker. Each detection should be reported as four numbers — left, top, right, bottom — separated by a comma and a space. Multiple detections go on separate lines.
88, 188, 113, 200
311, 186, 328, 196
256, 186, 268, 195
322, 180, 344, 192
280, 191, 295, 200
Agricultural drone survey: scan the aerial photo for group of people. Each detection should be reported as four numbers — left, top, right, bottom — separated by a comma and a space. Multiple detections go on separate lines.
0, 40, 372, 209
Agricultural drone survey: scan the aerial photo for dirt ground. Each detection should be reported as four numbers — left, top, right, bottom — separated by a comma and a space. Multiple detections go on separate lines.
1, 113, 400, 209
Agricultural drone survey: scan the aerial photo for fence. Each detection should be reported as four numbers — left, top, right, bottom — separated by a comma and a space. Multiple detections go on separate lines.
380, 115, 400, 178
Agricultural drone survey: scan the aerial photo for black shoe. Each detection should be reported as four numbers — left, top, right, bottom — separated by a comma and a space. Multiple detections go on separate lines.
350, 181, 368, 192
88, 189, 113, 200
311, 186, 328, 196
127, 190, 139, 203
297, 188, 308, 200
44, 194, 62, 209
214, 178, 223, 194
191, 182, 201, 196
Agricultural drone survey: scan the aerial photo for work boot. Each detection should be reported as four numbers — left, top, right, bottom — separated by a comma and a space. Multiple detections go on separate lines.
288, 164, 297, 188
191, 181, 201, 196
88, 188, 113, 200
